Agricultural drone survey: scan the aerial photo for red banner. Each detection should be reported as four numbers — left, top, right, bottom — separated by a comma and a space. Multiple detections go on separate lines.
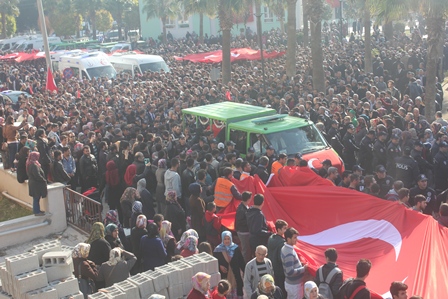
218, 170, 448, 298
174, 48, 285, 63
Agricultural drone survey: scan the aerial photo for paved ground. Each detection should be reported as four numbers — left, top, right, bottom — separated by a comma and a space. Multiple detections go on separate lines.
0, 225, 88, 264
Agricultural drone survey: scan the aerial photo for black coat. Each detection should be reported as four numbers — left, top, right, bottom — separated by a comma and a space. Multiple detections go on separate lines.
17, 156, 28, 183
88, 238, 111, 266
27, 163, 47, 198
214, 248, 245, 296
165, 201, 186, 240
52, 160, 71, 184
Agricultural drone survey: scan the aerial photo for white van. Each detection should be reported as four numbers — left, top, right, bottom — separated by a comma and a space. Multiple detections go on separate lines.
50, 49, 85, 72
57, 51, 117, 80
16, 36, 61, 51
0, 36, 31, 51
107, 53, 170, 77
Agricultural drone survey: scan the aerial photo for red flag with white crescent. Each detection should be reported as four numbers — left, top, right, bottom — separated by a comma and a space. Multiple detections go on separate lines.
45, 67, 58, 92
218, 170, 448, 298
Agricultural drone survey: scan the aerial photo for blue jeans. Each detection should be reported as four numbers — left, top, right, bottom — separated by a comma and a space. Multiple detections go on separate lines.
8, 142, 17, 168
33, 195, 42, 214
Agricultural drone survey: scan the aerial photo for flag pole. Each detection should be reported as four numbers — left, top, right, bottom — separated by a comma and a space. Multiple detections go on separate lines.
36, 0, 52, 72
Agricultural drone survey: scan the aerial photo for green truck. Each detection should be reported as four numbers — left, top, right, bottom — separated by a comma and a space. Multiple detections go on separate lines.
182, 102, 344, 172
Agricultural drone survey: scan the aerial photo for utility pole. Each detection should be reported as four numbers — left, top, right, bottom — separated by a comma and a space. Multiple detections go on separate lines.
36, 0, 52, 71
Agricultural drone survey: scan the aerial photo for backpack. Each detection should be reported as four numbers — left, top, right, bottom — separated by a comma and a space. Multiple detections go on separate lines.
318, 266, 341, 299
336, 278, 367, 299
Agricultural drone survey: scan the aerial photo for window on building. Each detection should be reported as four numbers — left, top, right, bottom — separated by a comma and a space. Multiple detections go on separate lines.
165, 17, 175, 28
263, 6, 274, 22
178, 13, 189, 28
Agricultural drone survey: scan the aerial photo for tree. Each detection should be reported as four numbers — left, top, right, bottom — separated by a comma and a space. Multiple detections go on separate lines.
302, 0, 309, 46
49, 12, 82, 37
183, 0, 216, 44
364, 0, 372, 73
265, 0, 286, 33
305, 0, 325, 93
0, 14, 16, 37
0, 0, 19, 38
75, 0, 104, 40
142, 0, 180, 44
285, 0, 297, 77
96, 9, 113, 33
217, 0, 245, 84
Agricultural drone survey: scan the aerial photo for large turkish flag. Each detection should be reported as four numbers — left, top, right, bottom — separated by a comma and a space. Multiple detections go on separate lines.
174, 48, 285, 64
218, 171, 448, 298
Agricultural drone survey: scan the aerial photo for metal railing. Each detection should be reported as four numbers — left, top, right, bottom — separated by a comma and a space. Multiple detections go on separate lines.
63, 187, 102, 233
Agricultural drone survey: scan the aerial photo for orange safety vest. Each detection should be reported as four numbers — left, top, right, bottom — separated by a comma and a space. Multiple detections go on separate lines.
214, 177, 234, 208
240, 172, 250, 180
271, 161, 283, 176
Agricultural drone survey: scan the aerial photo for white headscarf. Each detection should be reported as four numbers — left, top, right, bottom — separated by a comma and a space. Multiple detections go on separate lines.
108, 248, 122, 266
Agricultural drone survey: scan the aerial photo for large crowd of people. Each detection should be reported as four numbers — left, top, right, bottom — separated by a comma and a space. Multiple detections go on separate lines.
1, 20, 447, 299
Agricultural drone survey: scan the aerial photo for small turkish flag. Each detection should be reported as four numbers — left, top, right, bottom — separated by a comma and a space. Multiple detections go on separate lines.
77, 89, 81, 98
45, 67, 58, 92
225, 91, 231, 101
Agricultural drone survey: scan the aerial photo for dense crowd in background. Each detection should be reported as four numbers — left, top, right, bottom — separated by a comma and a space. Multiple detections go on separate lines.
0, 21, 447, 299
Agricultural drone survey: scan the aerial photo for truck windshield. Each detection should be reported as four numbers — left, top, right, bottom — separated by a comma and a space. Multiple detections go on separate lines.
140, 61, 170, 73
86, 66, 117, 79
265, 125, 327, 156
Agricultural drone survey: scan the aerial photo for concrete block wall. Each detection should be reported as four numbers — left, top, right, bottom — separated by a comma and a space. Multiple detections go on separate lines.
25, 285, 58, 299
115, 280, 140, 299
5, 252, 39, 276
61, 292, 84, 299
49, 276, 79, 298
210, 272, 221, 288
44, 264, 72, 282
14, 269, 48, 298
87, 292, 110, 299
30, 240, 62, 266
148, 295, 166, 299
127, 273, 155, 298
154, 264, 182, 286
143, 270, 168, 292
196, 252, 219, 273
101, 285, 127, 299
170, 261, 193, 296
42, 251, 72, 267
167, 284, 183, 299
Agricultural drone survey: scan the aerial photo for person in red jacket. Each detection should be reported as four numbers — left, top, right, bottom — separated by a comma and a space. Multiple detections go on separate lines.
204, 202, 222, 248
187, 272, 211, 299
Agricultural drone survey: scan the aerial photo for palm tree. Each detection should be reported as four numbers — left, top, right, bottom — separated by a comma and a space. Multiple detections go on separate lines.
285, 0, 297, 77
265, 0, 286, 33
217, 0, 245, 84
305, 0, 325, 92
0, 0, 19, 38
182, 0, 217, 44
363, 0, 372, 73
142, 0, 180, 44
302, 0, 309, 46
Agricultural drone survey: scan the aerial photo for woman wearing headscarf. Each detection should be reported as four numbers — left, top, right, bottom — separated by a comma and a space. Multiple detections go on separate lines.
130, 214, 148, 274
120, 187, 140, 228
187, 272, 212, 299
130, 201, 143, 229
137, 178, 155, 220
97, 247, 137, 287
214, 231, 245, 299
165, 190, 186, 240
72, 243, 98, 299
140, 222, 167, 271
124, 163, 137, 187
302, 281, 325, 299
103, 210, 130, 251
155, 159, 167, 214
104, 223, 123, 249
189, 182, 206, 242
176, 229, 199, 254
105, 160, 121, 210
160, 220, 176, 262
250, 274, 283, 299
26, 151, 47, 216
180, 235, 199, 258
17, 146, 30, 183
87, 222, 112, 269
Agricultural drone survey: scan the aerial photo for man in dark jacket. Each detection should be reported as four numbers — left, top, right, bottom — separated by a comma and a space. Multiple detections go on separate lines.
79, 145, 98, 193
267, 219, 288, 295
253, 156, 270, 184
433, 141, 448, 193
410, 174, 437, 215
372, 131, 388, 171
235, 191, 252, 263
315, 248, 343, 299
393, 147, 419, 189
246, 194, 272, 255
336, 259, 371, 299
181, 158, 196, 216
52, 150, 71, 185
358, 130, 375, 174
342, 124, 359, 171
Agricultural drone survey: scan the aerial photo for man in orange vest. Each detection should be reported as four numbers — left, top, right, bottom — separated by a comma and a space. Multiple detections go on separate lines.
271, 153, 287, 176
240, 161, 252, 180
212, 167, 242, 209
